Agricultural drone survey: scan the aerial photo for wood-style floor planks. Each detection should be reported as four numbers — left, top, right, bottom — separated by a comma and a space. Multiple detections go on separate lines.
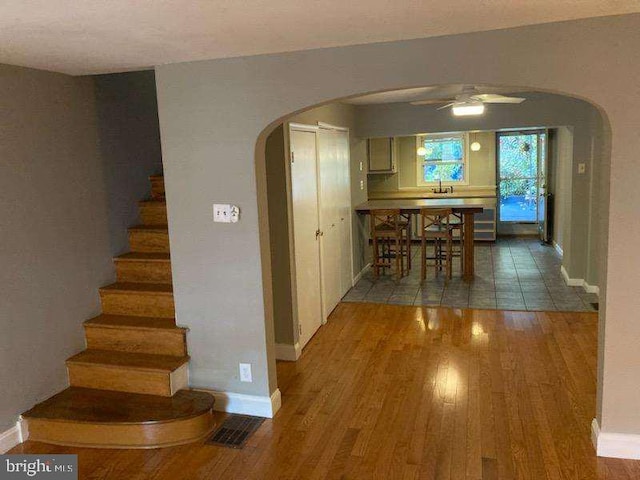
11, 303, 640, 479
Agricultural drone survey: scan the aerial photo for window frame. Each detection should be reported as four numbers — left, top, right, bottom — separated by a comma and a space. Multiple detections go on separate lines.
415, 132, 469, 186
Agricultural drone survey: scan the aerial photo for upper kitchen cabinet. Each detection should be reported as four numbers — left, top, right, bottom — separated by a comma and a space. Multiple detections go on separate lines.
367, 137, 396, 174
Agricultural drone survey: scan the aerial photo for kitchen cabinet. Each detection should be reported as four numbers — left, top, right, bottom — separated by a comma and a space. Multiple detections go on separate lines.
367, 137, 396, 174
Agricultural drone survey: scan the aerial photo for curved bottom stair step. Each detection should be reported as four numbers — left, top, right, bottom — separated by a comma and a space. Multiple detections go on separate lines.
23, 387, 215, 449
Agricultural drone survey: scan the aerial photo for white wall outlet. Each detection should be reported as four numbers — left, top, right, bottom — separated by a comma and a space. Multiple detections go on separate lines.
578, 163, 586, 174
213, 204, 231, 223
359, 161, 363, 172
239, 363, 252, 382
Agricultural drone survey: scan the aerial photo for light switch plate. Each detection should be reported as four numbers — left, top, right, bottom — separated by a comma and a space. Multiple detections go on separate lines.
578, 163, 586, 174
213, 204, 231, 223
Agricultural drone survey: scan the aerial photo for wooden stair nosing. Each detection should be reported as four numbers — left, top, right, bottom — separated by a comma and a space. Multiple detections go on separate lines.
84, 314, 184, 332
99, 282, 173, 296
114, 252, 170, 263
128, 225, 168, 233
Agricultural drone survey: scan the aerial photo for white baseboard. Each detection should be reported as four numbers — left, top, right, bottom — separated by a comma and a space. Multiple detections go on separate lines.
560, 265, 600, 296
274, 342, 301, 361
592, 418, 640, 459
553, 241, 564, 257
353, 263, 371, 285
196, 388, 282, 418
0, 418, 28, 454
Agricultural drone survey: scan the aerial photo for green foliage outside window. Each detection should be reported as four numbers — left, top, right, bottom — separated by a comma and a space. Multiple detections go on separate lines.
498, 134, 538, 199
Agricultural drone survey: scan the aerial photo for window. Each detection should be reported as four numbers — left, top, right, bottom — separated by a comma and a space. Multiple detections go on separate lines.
416, 133, 468, 186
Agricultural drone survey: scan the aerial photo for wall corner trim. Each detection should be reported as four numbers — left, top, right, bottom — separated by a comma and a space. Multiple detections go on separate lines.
553, 241, 564, 257
560, 265, 599, 296
195, 388, 282, 418
0, 418, 28, 454
353, 263, 371, 285
592, 418, 640, 460
275, 342, 301, 361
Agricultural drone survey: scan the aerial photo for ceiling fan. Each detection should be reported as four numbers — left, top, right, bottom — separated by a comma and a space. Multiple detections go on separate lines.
410, 85, 526, 116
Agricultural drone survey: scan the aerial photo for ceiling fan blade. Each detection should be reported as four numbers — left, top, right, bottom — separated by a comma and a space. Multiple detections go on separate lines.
436, 102, 455, 111
472, 94, 526, 104
410, 98, 455, 106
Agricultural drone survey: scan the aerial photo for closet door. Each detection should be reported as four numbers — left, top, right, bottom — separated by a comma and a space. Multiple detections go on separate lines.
318, 127, 343, 318
289, 126, 323, 349
335, 129, 353, 296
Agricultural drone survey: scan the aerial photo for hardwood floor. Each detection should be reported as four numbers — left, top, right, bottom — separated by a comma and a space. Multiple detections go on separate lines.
11, 303, 640, 478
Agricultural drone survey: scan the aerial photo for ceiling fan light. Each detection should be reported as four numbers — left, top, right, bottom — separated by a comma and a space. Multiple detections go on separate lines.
452, 102, 485, 116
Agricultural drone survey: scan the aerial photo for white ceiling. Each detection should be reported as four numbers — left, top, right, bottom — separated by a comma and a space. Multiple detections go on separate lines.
1, 1, 638, 76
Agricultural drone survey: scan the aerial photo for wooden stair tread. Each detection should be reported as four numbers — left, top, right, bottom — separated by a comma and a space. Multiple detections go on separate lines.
140, 199, 166, 205
115, 252, 170, 262
67, 350, 188, 372
23, 387, 213, 424
149, 175, 164, 180
100, 282, 173, 295
84, 314, 182, 332
129, 225, 168, 232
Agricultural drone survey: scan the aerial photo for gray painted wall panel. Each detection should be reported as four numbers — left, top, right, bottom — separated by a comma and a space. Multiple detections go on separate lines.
0, 64, 113, 430
154, 15, 639, 434
94, 71, 163, 256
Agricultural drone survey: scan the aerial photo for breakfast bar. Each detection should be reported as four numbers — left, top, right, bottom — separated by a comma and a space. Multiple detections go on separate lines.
355, 198, 485, 280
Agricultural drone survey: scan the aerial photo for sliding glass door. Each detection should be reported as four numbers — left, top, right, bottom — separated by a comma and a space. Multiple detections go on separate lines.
497, 130, 548, 239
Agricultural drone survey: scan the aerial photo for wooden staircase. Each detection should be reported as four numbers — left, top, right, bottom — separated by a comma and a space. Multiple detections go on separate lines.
22, 175, 216, 449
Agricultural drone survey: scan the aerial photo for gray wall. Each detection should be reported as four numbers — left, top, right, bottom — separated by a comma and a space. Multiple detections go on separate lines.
265, 103, 368, 347
154, 14, 640, 436
0, 64, 113, 431
94, 71, 163, 256
355, 94, 603, 284
265, 125, 295, 345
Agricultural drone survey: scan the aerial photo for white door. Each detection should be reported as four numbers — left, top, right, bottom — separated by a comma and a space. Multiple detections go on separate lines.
290, 126, 323, 349
318, 127, 343, 318
335, 129, 353, 295
318, 126, 353, 318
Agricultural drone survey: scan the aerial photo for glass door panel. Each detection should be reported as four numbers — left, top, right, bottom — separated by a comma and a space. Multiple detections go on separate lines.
497, 132, 544, 224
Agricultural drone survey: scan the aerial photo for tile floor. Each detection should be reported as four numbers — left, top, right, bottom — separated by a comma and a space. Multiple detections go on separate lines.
342, 237, 598, 312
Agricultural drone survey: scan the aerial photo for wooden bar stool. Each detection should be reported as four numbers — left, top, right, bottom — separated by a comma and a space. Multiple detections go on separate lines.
420, 208, 454, 281
399, 212, 413, 271
370, 209, 410, 280
449, 212, 464, 273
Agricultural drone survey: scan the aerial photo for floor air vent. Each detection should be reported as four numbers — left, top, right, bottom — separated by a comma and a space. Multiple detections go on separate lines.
206, 414, 265, 448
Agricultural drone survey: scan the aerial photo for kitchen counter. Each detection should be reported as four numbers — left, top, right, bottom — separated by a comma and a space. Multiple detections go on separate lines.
367, 188, 496, 200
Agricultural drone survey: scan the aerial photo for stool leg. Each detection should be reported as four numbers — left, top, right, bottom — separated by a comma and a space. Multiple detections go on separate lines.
396, 237, 402, 280
421, 234, 426, 282
447, 234, 453, 279
373, 235, 379, 278
406, 218, 412, 271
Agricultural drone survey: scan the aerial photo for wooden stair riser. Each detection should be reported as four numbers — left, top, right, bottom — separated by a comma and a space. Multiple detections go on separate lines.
128, 230, 170, 253
139, 202, 168, 226
115, 260, 172, 284
150, 176, 165, 200
67, 363, 188, 397
85, 326, 187, 356
100, 291, 175, 318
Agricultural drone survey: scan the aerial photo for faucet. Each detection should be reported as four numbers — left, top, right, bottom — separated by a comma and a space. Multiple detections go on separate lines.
432, 179, 453, 194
